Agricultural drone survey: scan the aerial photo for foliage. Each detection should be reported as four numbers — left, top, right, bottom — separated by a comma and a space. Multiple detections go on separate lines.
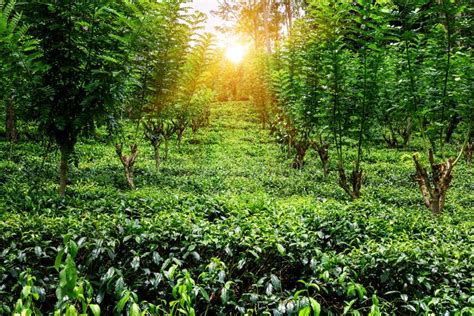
263, 0, 472, 208
0, 0, 472, 314
0, 0, 43, 143
1, 102, 472, 315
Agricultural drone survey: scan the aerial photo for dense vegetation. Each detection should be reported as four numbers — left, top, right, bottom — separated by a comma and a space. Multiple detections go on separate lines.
0, 0, 472, 315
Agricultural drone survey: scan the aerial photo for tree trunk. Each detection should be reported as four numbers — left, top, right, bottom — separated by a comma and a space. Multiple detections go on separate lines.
262, 0, 272, 53
116, 144, 138, 189
401, 117, 412, 147
413, 149, 456, 215
153, 143, 161, 169
312, 142, 330, 177
284, 0, 293, 31
338, 163, 363, 199
177, 128, 185, 149
164, 140, 169, 160
292, 139, 310, 169
292, 150, 305, 169
59, 146, 70, 198
6, 97, 18, 143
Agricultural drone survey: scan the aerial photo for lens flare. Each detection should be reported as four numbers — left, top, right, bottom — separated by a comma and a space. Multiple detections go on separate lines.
225, 43, 247, 63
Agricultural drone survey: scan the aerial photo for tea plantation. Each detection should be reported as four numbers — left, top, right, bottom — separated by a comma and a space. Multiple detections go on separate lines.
1, 102, 473, 315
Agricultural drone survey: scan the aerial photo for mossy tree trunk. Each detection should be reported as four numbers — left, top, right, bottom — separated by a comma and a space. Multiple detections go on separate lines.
6, 97, 18, 143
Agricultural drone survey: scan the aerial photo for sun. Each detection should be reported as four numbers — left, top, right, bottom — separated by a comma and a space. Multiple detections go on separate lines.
225, 43, 247, 64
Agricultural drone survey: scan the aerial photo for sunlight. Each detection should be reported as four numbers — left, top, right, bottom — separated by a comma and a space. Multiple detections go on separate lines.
224, 42, 247, 64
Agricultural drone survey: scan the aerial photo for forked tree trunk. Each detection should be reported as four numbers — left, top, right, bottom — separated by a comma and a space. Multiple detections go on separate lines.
312, 142, 330, 177
116, 144, 138, 189
464, 142, 472, 164
413, 149, 457, 215
292, 143, 309, 169
6, 97, 18, 143
338, 162, 363, 199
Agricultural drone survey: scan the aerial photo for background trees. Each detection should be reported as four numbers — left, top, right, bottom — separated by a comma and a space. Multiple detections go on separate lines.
1, 0, 218, 193
219, 0, 472, 211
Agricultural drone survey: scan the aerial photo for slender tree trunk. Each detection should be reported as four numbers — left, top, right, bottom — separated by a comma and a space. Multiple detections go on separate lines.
322, 157, 329, 177
401, 117, 412, 147
59, 145, 70, 198
439, 4, 453, 156
6, 97, 18, 143
164, 140, 169, 160
177, 128, 185, 149
262, 0, 272, 53
284, 0, 292, 32
153, 143, 161, 169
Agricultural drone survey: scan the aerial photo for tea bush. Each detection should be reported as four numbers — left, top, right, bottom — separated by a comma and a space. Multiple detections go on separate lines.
0, 102, 473, 315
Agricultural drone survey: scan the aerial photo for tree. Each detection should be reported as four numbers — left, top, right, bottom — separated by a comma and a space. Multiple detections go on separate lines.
173, 32, 215, 147
141, 0, 194, 170
410, 0, 472, 214
22, 0, 132, 197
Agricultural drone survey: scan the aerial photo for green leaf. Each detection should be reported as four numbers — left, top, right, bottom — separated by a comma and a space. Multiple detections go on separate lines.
21, 285, 31, 298
55, 248, 65, 271
117, 293, 130, 312
99, 55, 119, 64
309, 297, 321, 316
89, 304, 100, 316
299, 306, 311, 316
131, 256, 140, 270
276, 243, 286, 255
130, 303, 140, 316
199, 287, 210, 302
69, 240, 78, 258
64, 256, 77, 290
65, 305, 78, 316
271, 274, 281, 291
